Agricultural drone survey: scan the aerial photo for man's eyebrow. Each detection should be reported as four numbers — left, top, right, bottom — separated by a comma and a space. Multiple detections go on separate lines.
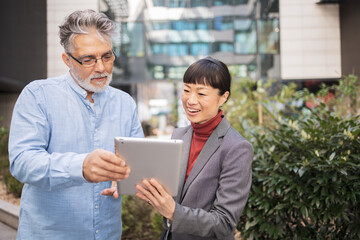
79, 50, 113, 58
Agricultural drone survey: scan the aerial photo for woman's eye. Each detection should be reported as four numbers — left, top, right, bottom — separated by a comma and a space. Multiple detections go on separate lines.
183, 89, 189, 93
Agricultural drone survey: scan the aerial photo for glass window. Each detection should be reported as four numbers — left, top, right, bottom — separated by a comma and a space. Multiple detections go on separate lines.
112, 23, 130, 57
191, 0, 209, 7
152, 0, 166, 6
213, 0, 231, 6
153, 65, 165, 79
233, 0, 249, 5
213, 42, 233, 52
152, 22, 169, 30
260, 54, 280, 78
214, 16, 233, 30
259, 0, 279, 18
190, 43, 210, 56
171, 21, 195, 30
151, 44, 167, 55
197, 21, 209, 30
258, 19, 279, 54
228, 64, 257, 78
168, 66, 187, 79
234, 20, 256, 54
220, 43, 234, 52
169, 0, 187, 8
168, 44, 188, 56
127, 22, 144, 57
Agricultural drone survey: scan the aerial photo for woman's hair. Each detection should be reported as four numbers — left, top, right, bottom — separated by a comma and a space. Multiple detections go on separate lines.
183, 57, 231, 99
58, 9, 116, 52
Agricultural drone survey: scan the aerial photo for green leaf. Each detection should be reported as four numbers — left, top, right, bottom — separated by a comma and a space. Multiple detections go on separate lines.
329, 152, 336, 161
300, 206, 309, 219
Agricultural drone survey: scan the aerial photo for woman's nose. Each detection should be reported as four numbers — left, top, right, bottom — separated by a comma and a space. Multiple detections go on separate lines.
188, 93, 198, 104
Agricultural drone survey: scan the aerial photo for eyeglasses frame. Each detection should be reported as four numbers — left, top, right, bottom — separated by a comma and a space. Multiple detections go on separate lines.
67, 49, 117, 67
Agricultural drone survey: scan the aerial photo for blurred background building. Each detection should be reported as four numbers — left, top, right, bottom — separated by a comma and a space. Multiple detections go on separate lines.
0, 0, 359, 135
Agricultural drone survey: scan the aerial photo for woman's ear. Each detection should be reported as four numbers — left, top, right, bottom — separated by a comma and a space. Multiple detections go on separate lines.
220, 91, 230, 106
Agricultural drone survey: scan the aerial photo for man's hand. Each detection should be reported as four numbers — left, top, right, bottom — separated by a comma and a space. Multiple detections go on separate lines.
101, 181, 119, 199
83, 149, 130, 183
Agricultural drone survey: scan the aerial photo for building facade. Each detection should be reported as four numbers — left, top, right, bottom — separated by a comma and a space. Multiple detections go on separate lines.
0, 0, 359, 128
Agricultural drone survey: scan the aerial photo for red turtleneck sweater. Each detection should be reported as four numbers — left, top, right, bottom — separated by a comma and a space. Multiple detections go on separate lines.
185, 110, 223, 183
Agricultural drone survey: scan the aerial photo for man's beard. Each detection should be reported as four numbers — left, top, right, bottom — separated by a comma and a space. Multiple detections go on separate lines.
71, 70, 112, 93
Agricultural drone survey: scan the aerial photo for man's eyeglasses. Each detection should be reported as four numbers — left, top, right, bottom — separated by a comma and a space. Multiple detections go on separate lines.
67, 50, 116, 67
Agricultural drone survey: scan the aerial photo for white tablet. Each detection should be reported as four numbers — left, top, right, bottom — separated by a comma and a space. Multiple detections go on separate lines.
115, 137, 183, 196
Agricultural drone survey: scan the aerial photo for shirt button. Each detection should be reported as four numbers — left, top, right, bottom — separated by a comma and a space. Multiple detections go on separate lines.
96, 230, 99, 234
95, 205, 98, 209
87, 105, 90, 109
95, 129, 98, 132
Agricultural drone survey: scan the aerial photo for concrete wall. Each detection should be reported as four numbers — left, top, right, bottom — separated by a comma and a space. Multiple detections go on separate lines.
279, 0, 341, 80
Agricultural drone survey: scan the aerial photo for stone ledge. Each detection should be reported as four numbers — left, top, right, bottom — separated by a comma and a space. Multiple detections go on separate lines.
0, 199, 19, 230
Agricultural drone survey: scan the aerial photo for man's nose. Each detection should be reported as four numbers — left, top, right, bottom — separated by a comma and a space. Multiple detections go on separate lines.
93, 59, 106, 72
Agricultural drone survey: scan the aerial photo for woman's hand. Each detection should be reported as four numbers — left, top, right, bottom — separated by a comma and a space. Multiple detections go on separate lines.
101, 181, 119, 199
136, 178, 175, 220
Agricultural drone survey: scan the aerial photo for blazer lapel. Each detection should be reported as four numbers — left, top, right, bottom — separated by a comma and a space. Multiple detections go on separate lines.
174, 127, 193, 203
180, 117, 231, 202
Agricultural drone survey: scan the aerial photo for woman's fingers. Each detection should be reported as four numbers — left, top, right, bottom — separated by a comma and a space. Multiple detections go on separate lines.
142, 179, 162, 198
149, 178, 167, 196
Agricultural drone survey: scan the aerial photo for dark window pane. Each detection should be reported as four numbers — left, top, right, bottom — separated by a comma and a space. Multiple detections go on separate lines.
171, 21, 195, 30
153, 22, 169, 30
191, 0, 209, 7
127, 23, 144, 57
197, 21, 209, 30
214, 0, 231, 6
233, 0, 249, 5
153, 0, 166, 6
213, 42, 234, 52
169, 0, 187, 8
258, 19, 279, 54
214, 16, 233, 30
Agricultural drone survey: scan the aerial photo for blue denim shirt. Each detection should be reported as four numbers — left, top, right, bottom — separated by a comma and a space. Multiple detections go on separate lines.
8, 72, 144, 239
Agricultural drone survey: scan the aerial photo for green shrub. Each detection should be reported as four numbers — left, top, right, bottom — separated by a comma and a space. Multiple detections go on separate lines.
0, 125, 24, 198
121, 195, 163, 239
223, 78, 299, 139
237, 110, 360, 239
0, 126, 9, 155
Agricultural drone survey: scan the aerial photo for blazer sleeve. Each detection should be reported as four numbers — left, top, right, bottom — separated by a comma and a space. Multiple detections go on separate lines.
170, 136, 253, 238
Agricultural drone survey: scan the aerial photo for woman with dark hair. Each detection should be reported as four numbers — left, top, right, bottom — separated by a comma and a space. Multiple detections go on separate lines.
135, 57, 254, 240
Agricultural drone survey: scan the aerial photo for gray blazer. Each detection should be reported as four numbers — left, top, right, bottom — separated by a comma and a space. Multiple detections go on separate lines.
161, 116, 253, 240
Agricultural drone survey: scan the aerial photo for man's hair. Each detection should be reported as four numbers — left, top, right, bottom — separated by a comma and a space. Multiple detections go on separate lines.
59, 9, 116, 52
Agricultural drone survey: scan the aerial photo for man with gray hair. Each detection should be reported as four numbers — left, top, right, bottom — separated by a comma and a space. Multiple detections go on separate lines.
8, 9, 143, 239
